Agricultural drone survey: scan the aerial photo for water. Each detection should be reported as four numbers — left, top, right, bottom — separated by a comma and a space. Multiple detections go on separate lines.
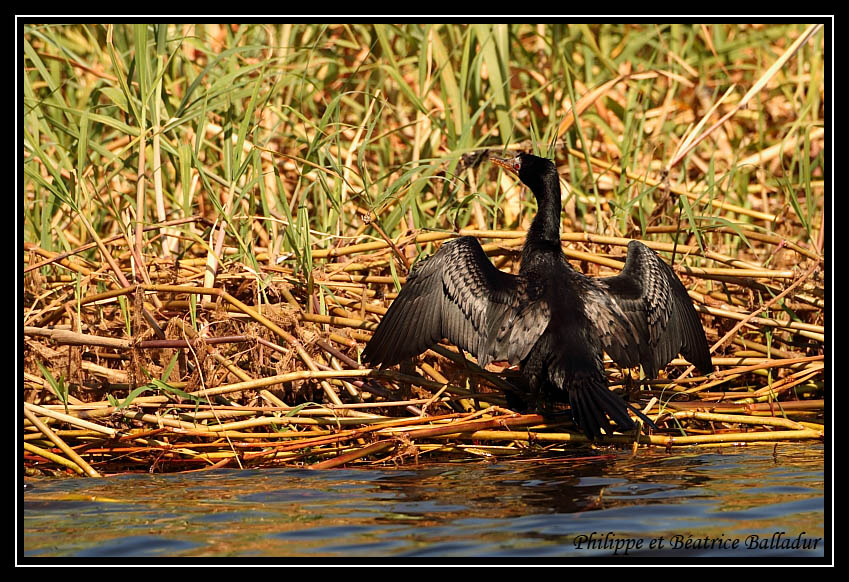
21, 443, 826, 560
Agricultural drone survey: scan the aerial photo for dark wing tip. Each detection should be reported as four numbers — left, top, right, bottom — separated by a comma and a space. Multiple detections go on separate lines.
360, 254, 446, 368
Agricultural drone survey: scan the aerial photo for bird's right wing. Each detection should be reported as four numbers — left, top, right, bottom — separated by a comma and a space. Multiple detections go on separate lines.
361, 236, 550, 369
584, 240, 712, 377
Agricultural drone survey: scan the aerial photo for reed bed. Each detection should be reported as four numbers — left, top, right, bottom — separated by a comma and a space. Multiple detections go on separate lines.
22, 23, 825, 477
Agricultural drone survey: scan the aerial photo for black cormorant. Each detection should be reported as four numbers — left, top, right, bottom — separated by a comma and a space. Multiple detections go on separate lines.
362, 152, 712, 438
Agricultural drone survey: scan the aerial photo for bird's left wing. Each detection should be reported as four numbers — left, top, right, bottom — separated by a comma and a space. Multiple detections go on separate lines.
362, 236, 549, 369
583, 240, 712, 377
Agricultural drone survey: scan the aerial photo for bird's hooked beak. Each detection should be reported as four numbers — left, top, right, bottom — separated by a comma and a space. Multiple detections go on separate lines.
488, 153, 521, 176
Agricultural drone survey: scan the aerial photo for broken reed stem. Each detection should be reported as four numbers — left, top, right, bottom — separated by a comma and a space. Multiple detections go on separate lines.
308, 440, 396, 470
666, 410, 809, 431
708, 262, 821, 358
24, 402, 119, 437
23, 442, 86, 475
23, 406, 102, 477
309, 227, 816, 276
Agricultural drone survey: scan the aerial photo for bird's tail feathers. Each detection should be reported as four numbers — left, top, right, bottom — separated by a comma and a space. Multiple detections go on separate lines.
552, 364, 654, 439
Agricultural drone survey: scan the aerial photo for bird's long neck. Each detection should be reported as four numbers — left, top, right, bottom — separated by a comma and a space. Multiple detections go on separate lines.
522, 171, 562, 265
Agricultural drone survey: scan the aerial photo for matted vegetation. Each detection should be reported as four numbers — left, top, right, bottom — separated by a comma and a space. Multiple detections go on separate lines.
22, 23, 825, 477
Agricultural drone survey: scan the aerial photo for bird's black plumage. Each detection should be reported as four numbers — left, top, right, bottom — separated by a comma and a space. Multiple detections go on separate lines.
362, 152, 712, 438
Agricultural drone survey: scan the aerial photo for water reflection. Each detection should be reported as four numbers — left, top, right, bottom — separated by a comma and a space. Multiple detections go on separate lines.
22, 444, 825, 559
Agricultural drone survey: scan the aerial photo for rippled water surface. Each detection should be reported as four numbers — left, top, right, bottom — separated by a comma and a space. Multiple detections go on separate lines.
22, 443, 826, 560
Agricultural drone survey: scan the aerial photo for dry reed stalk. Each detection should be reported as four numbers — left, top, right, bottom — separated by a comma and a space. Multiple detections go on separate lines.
308, 440, 397, 470
23, 406, 101, 477
244, 413, 468, 460
666, 411, 810, 431
710, 355, 824, 379
24, 403, 119, 437
436, 426, 822, 448
24, 442, 86, 475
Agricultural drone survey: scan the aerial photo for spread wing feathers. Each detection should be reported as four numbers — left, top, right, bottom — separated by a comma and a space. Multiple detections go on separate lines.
361, 236, 550, 369
583, 240, 712, 378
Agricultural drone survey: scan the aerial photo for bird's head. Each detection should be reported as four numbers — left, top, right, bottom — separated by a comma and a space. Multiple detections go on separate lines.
489, 152, 559, 198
